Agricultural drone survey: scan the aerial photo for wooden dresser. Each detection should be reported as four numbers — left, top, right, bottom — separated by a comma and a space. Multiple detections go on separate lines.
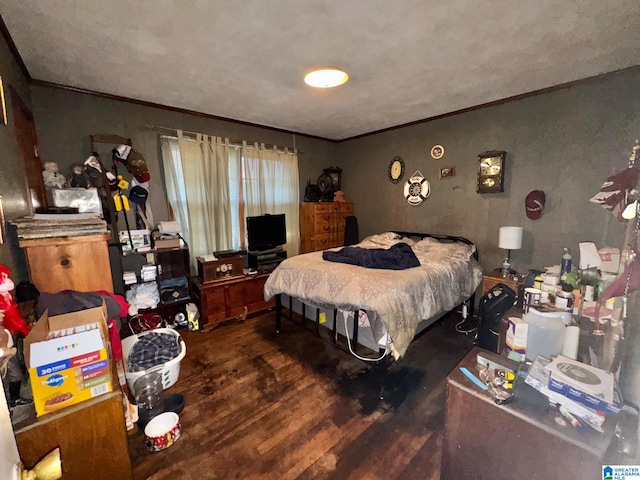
192, 274, 275, 326
300, 202, 354, 253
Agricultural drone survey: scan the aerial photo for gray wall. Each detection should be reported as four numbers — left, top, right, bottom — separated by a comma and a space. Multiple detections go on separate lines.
30, 84, 338, 232
335, 68, 640, 273
29, 67, 640, 277
0, 33, 32, 281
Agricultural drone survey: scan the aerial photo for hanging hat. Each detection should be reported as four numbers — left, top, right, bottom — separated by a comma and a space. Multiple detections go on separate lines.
525, 190, 545, 220
134, 171, 151, 183
114, 145, 131, 161
127, 149, 149, 177
129, 185, 149, 204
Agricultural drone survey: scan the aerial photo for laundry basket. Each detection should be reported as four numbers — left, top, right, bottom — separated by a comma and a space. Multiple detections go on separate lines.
121, 328, 187, 392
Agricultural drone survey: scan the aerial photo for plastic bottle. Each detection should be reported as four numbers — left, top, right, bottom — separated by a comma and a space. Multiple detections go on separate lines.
523, 308, 571, 361
560, 247, 572, 278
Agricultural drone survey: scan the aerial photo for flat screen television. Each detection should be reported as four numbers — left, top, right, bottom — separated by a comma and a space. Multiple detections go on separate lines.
246, 214, 286, 252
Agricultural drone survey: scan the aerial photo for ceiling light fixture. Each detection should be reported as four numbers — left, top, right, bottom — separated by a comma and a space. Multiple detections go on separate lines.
304, 67, 349, 88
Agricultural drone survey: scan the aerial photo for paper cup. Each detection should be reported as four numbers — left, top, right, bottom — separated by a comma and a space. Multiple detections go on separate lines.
523, 287, 542, 313
144, 412, 181, 452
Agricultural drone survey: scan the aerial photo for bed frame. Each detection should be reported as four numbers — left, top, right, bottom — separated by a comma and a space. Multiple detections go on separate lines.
273, 231, 479, 360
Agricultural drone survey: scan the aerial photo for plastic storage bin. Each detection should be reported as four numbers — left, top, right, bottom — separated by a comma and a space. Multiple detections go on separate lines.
122, 328, 187, 392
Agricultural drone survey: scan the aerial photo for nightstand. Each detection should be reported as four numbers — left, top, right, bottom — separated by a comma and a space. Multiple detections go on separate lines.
482, 268, 519, 295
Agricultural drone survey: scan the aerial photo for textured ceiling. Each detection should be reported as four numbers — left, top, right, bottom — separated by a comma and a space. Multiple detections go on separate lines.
2, 1, 640, 140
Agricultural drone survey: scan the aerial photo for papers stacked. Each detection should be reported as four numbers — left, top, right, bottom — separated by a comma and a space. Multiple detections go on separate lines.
141, 265, 157, 283
123, 271, 137, 285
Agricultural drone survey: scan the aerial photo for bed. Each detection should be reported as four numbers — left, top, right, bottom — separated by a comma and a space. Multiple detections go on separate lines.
263, 231, 483, 360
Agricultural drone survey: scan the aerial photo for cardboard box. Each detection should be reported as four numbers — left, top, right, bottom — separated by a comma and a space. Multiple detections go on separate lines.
24, 301, 113, 416
153, 233, 181, 249
598, 247, 621, 274
505, 316, 528, 355
544, 355, 622, 416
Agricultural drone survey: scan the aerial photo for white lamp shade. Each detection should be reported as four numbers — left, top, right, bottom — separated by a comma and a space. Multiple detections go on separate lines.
499, 226, 523, 250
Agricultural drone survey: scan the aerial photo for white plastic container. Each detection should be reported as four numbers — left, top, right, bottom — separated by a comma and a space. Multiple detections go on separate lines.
523, 308, 571, 361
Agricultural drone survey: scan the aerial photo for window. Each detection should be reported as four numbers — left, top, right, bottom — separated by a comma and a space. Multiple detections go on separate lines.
160, 132, 300, 262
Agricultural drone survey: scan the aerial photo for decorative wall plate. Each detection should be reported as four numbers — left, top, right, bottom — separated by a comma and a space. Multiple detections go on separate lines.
404, 170, 430, 206
388, 156, 405, 184
430, 145, 445, 160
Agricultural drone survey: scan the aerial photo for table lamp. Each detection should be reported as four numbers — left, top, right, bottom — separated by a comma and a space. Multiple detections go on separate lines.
499, 226, 523, 277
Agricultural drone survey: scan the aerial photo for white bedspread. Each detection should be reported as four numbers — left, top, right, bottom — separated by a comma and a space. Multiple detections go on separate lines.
264, 232, 483, 359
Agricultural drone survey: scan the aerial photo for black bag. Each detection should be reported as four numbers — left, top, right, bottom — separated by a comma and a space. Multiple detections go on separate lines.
159, 276, 189, 304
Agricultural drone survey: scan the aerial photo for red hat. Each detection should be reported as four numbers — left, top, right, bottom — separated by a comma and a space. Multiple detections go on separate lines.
134, 171, 151, 183
525, 190, 546, 220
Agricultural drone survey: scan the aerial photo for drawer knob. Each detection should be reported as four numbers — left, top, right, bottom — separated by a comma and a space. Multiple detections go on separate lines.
60, 256, 70, 267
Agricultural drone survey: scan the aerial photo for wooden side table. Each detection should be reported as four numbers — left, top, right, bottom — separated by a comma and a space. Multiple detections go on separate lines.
482, 268, 519, 295
19, 233, 113, 293
441, 347, 614, 480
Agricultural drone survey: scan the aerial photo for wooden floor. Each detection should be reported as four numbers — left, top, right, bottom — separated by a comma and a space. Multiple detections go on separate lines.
129, 309, 474, 480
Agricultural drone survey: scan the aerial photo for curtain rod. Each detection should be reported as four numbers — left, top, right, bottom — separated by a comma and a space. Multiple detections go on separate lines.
145, 124, 301, 154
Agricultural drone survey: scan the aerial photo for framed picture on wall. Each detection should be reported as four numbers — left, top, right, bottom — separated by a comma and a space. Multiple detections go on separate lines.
439, 166, 456, 179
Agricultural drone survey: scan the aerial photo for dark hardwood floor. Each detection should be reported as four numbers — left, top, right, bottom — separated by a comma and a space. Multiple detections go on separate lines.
129, 309, 474, 480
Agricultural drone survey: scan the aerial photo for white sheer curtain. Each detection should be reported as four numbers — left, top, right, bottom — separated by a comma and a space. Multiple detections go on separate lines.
242, 141, 300, 256
160, 131, 299, 260
160, 132, 238, 260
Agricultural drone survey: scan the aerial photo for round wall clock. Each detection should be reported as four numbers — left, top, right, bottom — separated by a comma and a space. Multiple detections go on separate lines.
404, 170, 430, 206
430, 145, 445, 160
388, 156, 405, 184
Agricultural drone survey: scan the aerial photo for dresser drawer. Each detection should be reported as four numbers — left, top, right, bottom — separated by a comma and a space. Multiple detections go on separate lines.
311, 233, 331, 250
339, 203, 354, 215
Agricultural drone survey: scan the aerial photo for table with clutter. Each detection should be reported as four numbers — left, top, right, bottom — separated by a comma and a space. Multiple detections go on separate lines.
441, 347, 617, 480
442, 228, 640, 479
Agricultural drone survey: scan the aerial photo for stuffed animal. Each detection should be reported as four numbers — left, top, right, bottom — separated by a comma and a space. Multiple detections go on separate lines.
0, 265, 30, 337
68, 163, 90, 188
42, 161, 66, 189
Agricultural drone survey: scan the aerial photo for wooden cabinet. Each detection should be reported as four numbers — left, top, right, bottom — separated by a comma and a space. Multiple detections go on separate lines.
482, 268, 519, 295
192, 274, 275, 326
300, 202, 354, 254
19, 233, 113, 293
15, 391, 132, 480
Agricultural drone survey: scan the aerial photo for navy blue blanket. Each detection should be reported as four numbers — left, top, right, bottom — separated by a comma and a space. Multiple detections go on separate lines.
322, 243, 420, 270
